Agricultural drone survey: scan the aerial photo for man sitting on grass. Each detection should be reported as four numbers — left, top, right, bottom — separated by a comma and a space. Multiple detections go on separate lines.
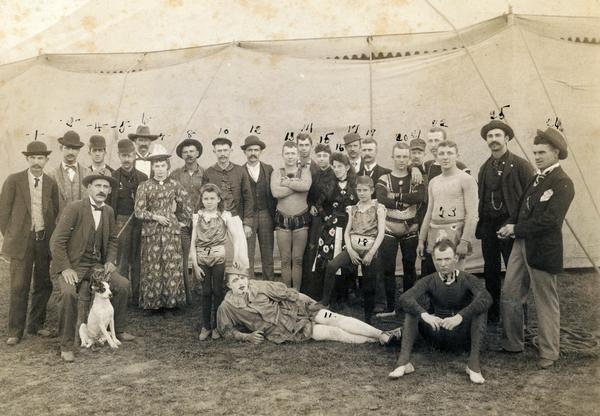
389, 239, 492, 384
217, 268, 401, 345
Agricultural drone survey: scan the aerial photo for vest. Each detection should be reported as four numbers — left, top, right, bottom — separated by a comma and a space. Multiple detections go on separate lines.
82, 215, 103, 263
248, 166, 270, 212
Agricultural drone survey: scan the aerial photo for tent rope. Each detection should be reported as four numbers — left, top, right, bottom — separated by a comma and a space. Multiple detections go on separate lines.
515, 20, 600, 220
168, 44, 233, 155
424, 1, 600, 275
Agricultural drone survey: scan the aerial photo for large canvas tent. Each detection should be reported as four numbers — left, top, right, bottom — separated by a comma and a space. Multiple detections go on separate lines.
1, 5, 599, 272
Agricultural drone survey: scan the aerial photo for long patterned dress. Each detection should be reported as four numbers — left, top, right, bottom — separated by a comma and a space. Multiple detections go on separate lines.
135, 176, 192, 309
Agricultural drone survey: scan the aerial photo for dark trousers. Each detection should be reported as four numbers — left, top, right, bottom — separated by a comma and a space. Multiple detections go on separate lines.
379, 233, 419, 312
420, 250, 436, 278
321, 250, 380, 323
116, 214, 142, 305
479, 217, 513, 321
180, 226, 193, 305
200, 263, 225, 330
301, 215, 323, 297
54, 265, 129, 351
8, 233, 52, 338
247, 209, 275, 280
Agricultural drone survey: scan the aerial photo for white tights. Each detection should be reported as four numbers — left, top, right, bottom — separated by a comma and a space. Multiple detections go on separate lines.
311, 309, 383, 344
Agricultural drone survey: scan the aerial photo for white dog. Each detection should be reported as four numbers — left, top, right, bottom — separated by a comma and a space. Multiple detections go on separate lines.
79, 278, 121, 349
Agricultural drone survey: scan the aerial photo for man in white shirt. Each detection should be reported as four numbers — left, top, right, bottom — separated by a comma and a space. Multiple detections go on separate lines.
128, 125, 159, 177
343, 133, 363, 174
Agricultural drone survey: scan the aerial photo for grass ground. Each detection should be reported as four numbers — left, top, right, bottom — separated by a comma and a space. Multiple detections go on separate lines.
0, 263, 598, 416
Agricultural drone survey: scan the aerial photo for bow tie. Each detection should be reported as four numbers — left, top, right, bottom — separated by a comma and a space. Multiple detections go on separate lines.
34, 177, 40, 188
91, 204, 104, 211
534, 174, 545, 187
65, 165, 77, 171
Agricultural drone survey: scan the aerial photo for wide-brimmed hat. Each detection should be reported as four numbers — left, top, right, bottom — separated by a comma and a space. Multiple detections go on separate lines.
176, 139, 203, 158
409, 138, 426, 151
146, 143, 171, 162
212, 137, 232, 147
128, 125, 159, 141
88, 135, 107, 149
82, 173, 117, 188
343, 133, 361, 145
58, 130, 85, 148
480, 120, 514, 141
534, 127, 568, 160
240, 135, 266, 151
22, 141, 52, 156
117, 138, 136, 154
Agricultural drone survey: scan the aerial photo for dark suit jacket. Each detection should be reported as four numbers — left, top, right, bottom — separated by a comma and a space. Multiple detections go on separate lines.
511, 166, 574, 274
50, 198, 118, 275
358, 163, 391, 197
242, 162, 276, 219
110, 167, 148, 218
0, 170, 59, 259
476, 151, 534, 238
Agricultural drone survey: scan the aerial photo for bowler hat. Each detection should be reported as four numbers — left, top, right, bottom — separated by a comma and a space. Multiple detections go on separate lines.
343, 133, 361, 145
22, 141, 52, 156
176, 139, 203, 158
480, 120, 514, 141
117, 139, 136, 154
212, 137, 232, 147
409, 138, 426, 151
58, 130, 84, 148
240, 135, 266, 151
534, 127, 568, 160
88, 135, 107, 149
128, 125, 159, 141
82, 173, 117, 188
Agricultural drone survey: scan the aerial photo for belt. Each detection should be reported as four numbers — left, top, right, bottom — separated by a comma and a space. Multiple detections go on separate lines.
31, 230, 46, 241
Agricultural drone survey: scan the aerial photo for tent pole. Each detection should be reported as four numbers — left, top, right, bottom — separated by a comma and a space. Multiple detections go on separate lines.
515, 20, 600, 220
367, 36, 374, 131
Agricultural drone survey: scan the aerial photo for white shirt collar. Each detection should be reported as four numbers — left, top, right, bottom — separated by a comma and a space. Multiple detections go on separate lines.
363, 161, 376, 172
62, 161, 77, 169
537, 162, 560, 176
438, 270, 459, 285
28, 170, 43, 182
89, 196, 105, 208
91, 164, 107, 172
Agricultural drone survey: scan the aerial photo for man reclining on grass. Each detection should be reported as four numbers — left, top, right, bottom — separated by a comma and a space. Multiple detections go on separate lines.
216, 268, 401, 345
389, 239, 492, 384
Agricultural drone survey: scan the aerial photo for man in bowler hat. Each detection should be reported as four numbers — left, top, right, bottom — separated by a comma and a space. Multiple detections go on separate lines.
0, 141, 59, 345
88, 135, 114, 175
498, 127, 574, 369
111, 139, 148, 305
476, 120, 533, 322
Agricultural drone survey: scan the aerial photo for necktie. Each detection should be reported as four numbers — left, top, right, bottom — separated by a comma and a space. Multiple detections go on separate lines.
34, 177, 40, 188
534, 174, 545, 187
66, 165, 76, 181
91, 204, 103, 211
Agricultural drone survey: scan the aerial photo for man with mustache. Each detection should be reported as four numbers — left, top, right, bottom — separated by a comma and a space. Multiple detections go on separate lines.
1, 141, 59, 345
343, 133, 363, 174
475, 120, 533, 323
240, 135, 276, 280
111, 139, 148, 305
171, 138, 205, 303
202, 138, 254, 240
51, 174, 135, 362
48, 130, 91, 213
128, 125, 159, 177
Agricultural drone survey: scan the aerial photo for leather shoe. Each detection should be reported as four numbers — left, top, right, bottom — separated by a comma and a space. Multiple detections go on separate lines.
117, 332, 136, 342
538, 358, 555, 369
6, 337, 20, 345
61, 351, 75, 362
388, 363, 415, 379
35, 329, 54, 337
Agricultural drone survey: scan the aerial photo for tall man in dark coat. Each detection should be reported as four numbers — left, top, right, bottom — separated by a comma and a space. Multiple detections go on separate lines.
51, 174, 134, 362
476, 120, 534, 322
241, 135, 276, 280
0, 141, 59, 345
111, 139, 148, 305
498, 127, 575, 369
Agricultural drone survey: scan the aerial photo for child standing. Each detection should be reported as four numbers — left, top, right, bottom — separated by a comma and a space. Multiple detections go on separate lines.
190, 184, 248, 340
314, 176, 386, 323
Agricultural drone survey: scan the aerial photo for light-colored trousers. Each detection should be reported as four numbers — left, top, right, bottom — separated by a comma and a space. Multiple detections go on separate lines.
500, 239, 560, 360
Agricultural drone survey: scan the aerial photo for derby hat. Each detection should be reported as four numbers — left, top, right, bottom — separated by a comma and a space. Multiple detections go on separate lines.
240, 135, 266, 151
117, 138, 136, 154
409, 138, 426, 151
128, 125, 159, 141
58, 130, 85, 148
534, 127, 568, 160
212, 137, 232, 147
22, 141, 52, 156
146, 143, 171, 162
88, 135, 107, 149
176, 139, 203, 158
480, 120, 514, 141
343, 133, 361, 145
82, 173, 117, 188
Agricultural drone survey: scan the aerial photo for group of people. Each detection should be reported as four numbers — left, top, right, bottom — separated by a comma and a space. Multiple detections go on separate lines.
0, 119, 574, 383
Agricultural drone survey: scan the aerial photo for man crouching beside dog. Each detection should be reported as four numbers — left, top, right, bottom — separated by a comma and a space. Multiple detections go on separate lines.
50, 174, 135, 362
